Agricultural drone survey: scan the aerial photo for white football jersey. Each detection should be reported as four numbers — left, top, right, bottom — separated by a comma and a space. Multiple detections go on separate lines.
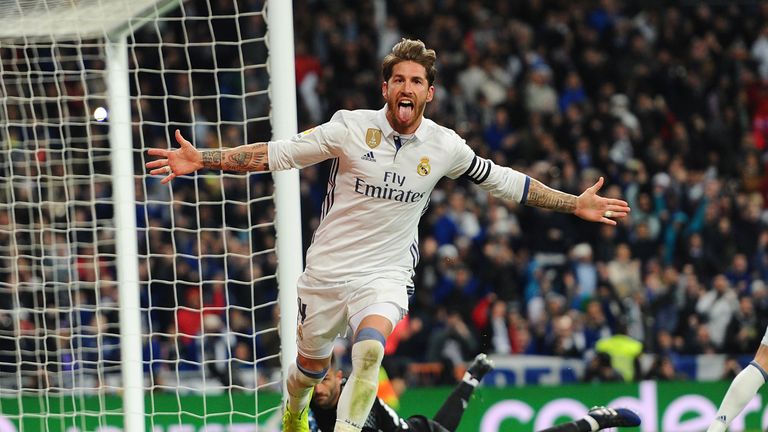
268, 107, 530, 284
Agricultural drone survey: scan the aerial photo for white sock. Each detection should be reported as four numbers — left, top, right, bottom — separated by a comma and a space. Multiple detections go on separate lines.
286, 363, 324, 414
334, 339, 384, 431
462, 371, 479, 387
583, 415, 600, 432
707, 363, 767, 432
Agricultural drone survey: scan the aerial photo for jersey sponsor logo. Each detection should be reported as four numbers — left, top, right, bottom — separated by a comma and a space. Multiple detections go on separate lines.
361, 151, 376, 162
417, 157, 431, 176
365, 128, 382, 148
354, 171, 426, 203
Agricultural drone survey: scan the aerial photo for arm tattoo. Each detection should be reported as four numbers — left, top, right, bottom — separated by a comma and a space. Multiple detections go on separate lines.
525, 179, 577, 213
221, 143, 269, 172
201, 150, 222, 169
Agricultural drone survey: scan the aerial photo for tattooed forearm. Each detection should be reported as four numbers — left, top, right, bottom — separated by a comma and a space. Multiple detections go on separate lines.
525, 179, 577, 213
221, 143, 269, 172
201, 150, 222, 169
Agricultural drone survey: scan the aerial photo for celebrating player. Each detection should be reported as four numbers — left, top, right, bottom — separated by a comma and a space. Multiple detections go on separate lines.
309, 353, 640, 432
146, 38, 630, 432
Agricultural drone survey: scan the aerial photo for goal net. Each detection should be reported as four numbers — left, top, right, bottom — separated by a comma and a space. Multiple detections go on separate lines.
0, 0, 300, 430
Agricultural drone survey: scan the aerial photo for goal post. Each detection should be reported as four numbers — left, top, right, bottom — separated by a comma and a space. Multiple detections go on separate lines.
265, 0, 302, 399
0, 0, 300, 430
106, 33, 144, 432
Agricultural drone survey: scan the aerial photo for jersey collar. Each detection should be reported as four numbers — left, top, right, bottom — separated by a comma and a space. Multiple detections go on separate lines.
376, 105, 430, 144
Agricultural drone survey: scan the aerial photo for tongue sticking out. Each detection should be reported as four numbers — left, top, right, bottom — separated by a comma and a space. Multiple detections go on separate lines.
397, 104, 414, 123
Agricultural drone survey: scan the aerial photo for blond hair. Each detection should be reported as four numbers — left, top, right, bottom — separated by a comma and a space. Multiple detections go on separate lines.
381, 38, 437, 85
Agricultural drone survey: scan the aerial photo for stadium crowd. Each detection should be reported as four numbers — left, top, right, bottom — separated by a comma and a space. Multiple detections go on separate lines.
288, 0, 768, 385
4, 0, 768, 391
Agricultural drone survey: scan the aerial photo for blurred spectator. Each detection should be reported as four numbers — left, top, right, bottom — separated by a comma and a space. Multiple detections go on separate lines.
583, 352, 623, 383
723, 296, 761, 354
646, 266, 679, 335
547, 314, 586, 358
582, 300, 612, 351
696, 274, 739, 349
558, 71, 587, 114
525, 61, 558, 114
643, 356, 687, 381
725, 253, 752, 295
478, 298, 513, 355
720, 356, 743, 381
426, 309, 478, 378
569, 243, 598, 305
605, 243, 642, 299
295, 41, 324, 124
753, 24, 768, 80
595, 322, 643, 382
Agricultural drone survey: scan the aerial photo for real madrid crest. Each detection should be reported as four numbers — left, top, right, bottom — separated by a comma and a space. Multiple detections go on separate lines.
297, 324, 303, 341
417, 157, 431, 176
365, 128, 382, 149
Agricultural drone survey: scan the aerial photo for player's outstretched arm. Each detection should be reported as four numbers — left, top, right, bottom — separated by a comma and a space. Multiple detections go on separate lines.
145, 129, 269, 184
526, 176, 630, 226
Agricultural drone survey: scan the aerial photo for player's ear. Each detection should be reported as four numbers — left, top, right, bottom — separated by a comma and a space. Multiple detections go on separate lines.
381, 81, 388, 98
426, 85, 435, 103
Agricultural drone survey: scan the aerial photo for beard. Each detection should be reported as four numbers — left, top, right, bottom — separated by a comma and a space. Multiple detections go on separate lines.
386, 97, 427, 133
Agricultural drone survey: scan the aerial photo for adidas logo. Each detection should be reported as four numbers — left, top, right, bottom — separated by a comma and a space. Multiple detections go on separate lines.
361, 151, 376, 162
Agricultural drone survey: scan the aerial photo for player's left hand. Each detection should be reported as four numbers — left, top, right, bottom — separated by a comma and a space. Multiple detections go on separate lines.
574, 177, 630, 225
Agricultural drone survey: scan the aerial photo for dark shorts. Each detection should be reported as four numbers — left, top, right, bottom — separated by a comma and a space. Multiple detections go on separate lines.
401, 415, 450, 432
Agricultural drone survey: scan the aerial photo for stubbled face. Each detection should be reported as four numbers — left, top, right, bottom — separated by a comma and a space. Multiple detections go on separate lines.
312, 369, 343, 409
382, 60, 434, 134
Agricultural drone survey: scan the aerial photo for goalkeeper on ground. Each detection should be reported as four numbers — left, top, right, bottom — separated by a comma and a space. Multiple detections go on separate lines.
309, 353, 640, 432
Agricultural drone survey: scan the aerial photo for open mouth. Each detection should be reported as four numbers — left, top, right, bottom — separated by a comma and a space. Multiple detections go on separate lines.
397, 100, 414, 122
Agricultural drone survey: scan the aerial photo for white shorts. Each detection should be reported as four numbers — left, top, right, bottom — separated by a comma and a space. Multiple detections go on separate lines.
294, 272, 409, 359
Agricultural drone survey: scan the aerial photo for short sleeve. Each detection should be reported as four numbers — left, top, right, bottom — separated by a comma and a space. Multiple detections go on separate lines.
444, 134, 476, 180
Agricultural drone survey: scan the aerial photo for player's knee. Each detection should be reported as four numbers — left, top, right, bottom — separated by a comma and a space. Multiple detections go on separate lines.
351, 328, 385, 375
354, 327, 386, 346
288, 362, 327, 390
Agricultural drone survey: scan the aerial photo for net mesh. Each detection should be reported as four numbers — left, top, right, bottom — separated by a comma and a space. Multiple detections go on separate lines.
0, 0, 283, 430
0, 0, 176, 40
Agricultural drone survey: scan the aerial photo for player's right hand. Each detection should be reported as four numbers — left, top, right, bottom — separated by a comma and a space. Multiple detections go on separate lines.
145, 129, 203, 184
